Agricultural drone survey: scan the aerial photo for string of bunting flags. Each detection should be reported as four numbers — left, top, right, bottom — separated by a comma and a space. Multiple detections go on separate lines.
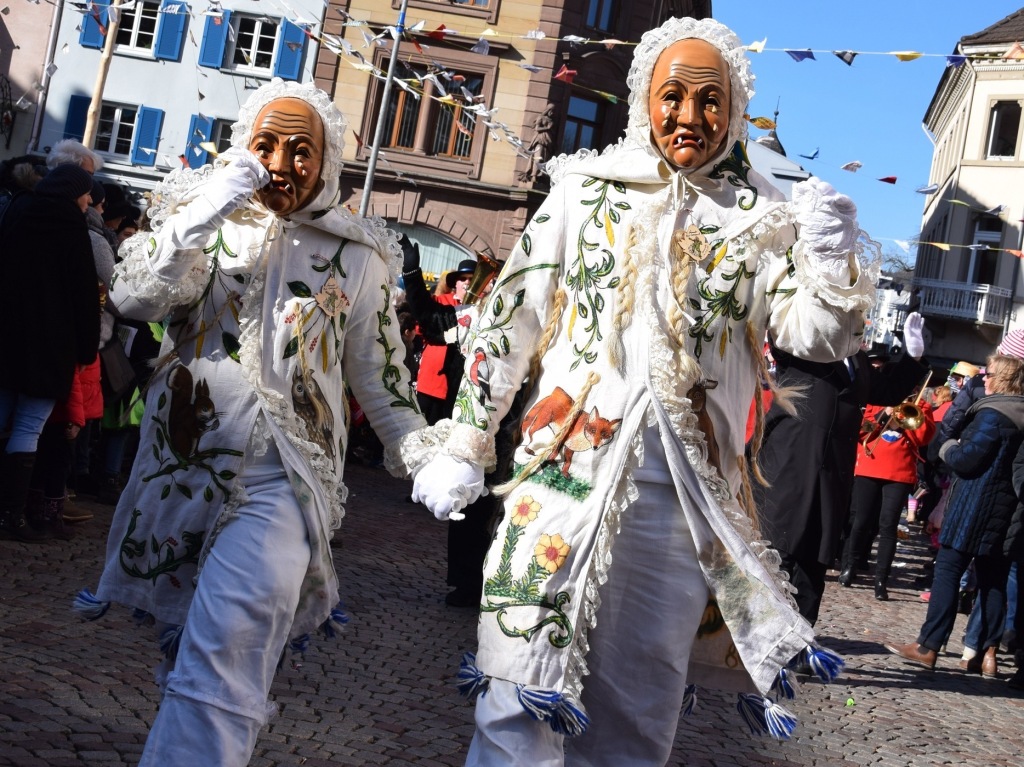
47, 1, 1024, 224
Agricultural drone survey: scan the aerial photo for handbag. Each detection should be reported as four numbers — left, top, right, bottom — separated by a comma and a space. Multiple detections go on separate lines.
99, 339, 137, 403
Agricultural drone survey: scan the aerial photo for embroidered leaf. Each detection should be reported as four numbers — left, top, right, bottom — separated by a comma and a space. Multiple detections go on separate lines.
158, 392, 167, 410
204, 486, 214, 502
535, 214, 551, 223
160, 484, 171, 500
175, 483, 193, 499
494, 296, 504, 315
604, 211, 615, 246
500, 335, 511, 355
513, 288, 526, 307
288, 281, 313, 298
283, 336, 299, 359
582, 177, 597, 187
218, 470, 237, 480
522, 233, 532, 256
577, 302, 588, 319
613, 201, 631, 210
151, 535, 160, 554
156, 429, 165, 450
232, 274, 245, 284
222, 333, 240, 362
321, 333, 329, 372
488, 341, 501, 357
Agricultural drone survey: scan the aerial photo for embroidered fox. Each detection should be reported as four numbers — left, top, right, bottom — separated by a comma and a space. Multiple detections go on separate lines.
521, 387, 622, 478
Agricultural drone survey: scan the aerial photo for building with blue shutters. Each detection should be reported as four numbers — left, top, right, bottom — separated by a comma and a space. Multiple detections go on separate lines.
34, 1, 322, 193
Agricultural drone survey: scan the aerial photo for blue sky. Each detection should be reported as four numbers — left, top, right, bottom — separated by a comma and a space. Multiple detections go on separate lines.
714, 0, 1024, 261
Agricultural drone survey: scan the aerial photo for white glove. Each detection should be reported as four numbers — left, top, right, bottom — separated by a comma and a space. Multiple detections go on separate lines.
791, 177, 859, 256
903, 312, 926, 359
411, 453, 487, 521
170, 147, 269, 249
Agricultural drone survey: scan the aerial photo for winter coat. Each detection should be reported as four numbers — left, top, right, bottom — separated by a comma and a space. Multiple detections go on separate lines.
854, 401, 935, 485
0, 193, 100, 400
755, 349, 928, 564
95, 163, 429, 638
938, 395, 1024, 556
49, 366, 86, 429
78, 356, 103, 421
407, 273, 463, 402
929, 373, 986, 463
1006, 441, 1024, 560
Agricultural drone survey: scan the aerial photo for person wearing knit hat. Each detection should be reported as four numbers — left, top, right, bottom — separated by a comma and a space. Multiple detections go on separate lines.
998, 329, 1024, 360
0, 148, 100, 543
34, 164, 94, 212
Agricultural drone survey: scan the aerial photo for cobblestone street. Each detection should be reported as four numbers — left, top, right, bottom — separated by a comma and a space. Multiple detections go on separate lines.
3, 462, 1024, 766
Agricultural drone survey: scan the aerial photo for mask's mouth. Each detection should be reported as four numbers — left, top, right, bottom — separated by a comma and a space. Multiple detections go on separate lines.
672, 131, 705, 150
268, 179, 293, 195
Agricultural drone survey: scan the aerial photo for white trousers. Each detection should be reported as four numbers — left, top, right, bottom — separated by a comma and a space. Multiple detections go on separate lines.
466, 479, 710, 767
140, 448, 310, 767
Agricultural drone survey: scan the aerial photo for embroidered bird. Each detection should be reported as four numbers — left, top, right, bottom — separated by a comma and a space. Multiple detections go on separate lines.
291, 368, 336, 464
468, 349, 492, 405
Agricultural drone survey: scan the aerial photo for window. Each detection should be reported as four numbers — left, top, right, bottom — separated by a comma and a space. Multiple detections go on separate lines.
212, 119, 234, 155
381, 62, 483, 160
966, 214, 1002, 284
228, 14, 278, 74
585, 0, 618, 32
986, 101, 1021, 159
363, 47, 498, 178
561, 96, 605, 154
399, 1, 499, 23
96, 103, 139, 158
116, 1, 160, 53
198, 11, 308, 80
64, 95, 163, 166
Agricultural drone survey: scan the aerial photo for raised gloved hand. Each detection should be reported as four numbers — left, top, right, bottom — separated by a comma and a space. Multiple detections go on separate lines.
400, 233, 421, 274
411, 453, 487, 521
903, 311, 926, 359
169, 147, 269, 249
791, 177, 859, 256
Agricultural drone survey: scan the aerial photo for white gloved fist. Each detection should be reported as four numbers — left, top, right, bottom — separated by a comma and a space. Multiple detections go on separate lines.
903, 312, 926, 359
411, 453, 487, 521
791, 177, 859, 256
204, 146, 270, 219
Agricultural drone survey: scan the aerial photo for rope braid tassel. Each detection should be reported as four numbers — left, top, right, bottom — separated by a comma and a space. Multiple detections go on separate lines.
681, 683, 698, 716
736, 693, 797, 739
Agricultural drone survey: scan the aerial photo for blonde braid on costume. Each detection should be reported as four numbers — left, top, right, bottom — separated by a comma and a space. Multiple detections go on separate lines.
528, 287, 568, 388
607, 227, 639, 371
665, 235, 704, 384
493, 371, 601, 497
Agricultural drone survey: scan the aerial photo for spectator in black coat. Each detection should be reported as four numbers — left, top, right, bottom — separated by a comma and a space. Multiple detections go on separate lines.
0, 164, 101, 541
754, 314, 929, 625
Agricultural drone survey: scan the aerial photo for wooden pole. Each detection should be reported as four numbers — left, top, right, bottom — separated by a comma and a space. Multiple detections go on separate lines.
82, 0, 123, 148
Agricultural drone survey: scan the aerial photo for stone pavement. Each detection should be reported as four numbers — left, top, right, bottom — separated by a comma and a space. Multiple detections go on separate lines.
3, 463, 1024, 766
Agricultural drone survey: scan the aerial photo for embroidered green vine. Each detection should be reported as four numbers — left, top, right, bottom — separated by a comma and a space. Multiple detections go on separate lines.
688, 259, 755, 360
709, 142, 758, 211
566, 178, 628, 371
283, 240, 350, 372
374, 282, 418, 410
118, 507, 205, 584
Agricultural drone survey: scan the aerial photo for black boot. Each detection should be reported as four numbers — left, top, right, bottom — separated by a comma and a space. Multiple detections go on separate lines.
838, 566, 854, 587
874, 579, 889, 601
41, 496, 73, 541
0, 452, 47, 543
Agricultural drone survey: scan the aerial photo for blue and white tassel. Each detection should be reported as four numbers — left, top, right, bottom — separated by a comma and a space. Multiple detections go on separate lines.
772, 667, 797, 700
71, 589, 110, 621
736, 693, 797, 740
159, 624, 183, 662
455, 651, 489, 699
517, 684, 591, 737
806, 645, 844, 682
681, 683, 698, 716
320, 603, 349, 639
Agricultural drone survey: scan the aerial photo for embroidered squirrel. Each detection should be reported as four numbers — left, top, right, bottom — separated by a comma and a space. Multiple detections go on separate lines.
167, 365, 221, 460
521, 386, 622, 479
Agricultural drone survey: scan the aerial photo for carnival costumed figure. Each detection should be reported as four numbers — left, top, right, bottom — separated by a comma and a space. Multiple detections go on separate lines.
412, 17, 878, 766
80, 80, 438, 765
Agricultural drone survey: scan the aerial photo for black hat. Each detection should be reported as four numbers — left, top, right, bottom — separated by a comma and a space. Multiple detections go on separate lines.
445, 259, 477, 287
89, 179, 105, 207
34, 164, 93, 201
865, 343, 890, 362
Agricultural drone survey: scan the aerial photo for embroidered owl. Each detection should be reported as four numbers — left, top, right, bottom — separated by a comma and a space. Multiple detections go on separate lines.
291, 368, 336, 464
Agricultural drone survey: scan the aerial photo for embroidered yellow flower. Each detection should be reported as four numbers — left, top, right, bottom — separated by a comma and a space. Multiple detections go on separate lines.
510, 495, 541, 527
314, 276, 349, 318
534, 533, 570, 574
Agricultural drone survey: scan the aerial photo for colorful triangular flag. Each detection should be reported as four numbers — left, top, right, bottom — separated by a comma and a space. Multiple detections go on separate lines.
785, 49, 815, 63
1004, 42, 1024, 60
878, 176, 897, 184
916, 183, 939, 194
833, 50, 857, 66
892, 51, 922, 62
840, 160, 862, 172
554, 64, 577, 84
946, 54, 967, 67
747, 38, 766, 54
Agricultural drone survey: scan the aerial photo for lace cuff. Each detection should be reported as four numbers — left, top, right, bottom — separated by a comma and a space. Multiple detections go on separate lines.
116, 232, 210, 307
443, 420, 497, 470
383, 422, 447, 478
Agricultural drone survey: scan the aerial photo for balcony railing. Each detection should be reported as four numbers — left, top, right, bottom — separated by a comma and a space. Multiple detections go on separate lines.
914, 278, 1012, 326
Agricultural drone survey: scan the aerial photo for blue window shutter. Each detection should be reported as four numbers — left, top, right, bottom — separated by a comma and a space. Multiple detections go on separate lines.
79, 0, 110, 50
154, 0, 189, 62
272, 20, 307, 81
185, 114, 214, 168
130, 106, 164, 166
64, 94, 91, 141
197, 10, 232, 68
